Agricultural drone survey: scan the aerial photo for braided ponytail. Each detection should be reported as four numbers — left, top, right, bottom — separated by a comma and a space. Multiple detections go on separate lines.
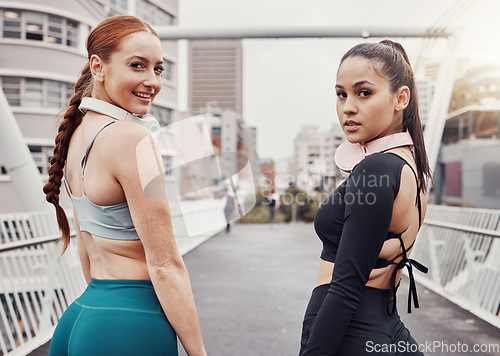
43, 63, 92, 253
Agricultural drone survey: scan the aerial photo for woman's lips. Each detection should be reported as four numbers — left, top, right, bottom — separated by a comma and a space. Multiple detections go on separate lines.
344, 120, 361, 132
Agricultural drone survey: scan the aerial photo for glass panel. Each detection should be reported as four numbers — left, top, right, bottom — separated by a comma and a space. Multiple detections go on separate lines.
1, 77, 21, 105
46, 80, 60, 89
163, 60, 172, 81
48, 15, 63, 44
47, 80, 63, 107
66, 83, 74, 102
26, 12, 44, 41
4, 20, 21, 28
24, 78, 43, 107
66, 20, 78, 47
25, 78, 42, 87
3, 88, 20, 95
3, 9, 21, 38
6, 98, 20, 106
3, 10, 21, 19
3, 76, 21, 84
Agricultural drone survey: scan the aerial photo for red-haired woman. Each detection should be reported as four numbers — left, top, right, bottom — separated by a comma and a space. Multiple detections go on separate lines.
299, 40, 431, 355
44, 16, 206, 356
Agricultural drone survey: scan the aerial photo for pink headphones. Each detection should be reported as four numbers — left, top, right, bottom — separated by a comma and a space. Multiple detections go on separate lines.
334, 131, 413, 177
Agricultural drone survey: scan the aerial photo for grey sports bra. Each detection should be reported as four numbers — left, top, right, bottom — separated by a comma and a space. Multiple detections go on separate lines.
64, 121, 140, 240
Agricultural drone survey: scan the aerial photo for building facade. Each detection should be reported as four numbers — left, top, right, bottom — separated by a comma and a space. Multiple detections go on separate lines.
188, 39, 243, 115
0, 0, 178, 213
294, 125, 344, 193
435, 104, 500, 209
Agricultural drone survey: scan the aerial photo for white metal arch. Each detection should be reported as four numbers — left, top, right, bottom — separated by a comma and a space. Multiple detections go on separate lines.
0, 26, 459, 210
155, 25, 461, 184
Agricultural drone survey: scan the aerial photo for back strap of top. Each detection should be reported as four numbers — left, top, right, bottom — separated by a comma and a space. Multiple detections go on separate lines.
388, 153, 422, 229
81, 121, 115, 175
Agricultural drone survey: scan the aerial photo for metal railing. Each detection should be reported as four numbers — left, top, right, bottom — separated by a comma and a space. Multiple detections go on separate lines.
412, 204, 500, 329
0, 200, 227, 355
0, 211, 84, 356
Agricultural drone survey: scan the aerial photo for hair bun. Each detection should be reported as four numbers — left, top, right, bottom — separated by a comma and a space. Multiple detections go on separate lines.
379, 39, 411, 65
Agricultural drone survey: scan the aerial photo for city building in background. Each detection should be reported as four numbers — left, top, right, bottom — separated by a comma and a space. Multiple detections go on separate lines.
0, 0, 178, 213
293, 125, 344, 193
188, 39, 243, 115
186, 38, 258, 196
429, 64, 500, 209
416, 79, 434, 128
259, 158, 275, 189
180, 104, 259, 198
434, 104, 500, 209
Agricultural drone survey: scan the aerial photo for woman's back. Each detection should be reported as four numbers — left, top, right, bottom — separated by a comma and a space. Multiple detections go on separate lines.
65, 112, 154, 280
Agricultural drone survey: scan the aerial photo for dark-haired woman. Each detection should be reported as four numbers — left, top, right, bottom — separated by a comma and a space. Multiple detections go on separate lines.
44, 16, 206, 356
299, 40, 431, 356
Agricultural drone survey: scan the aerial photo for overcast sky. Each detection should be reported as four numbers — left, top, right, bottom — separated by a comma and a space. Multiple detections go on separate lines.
176, 0, 499, 162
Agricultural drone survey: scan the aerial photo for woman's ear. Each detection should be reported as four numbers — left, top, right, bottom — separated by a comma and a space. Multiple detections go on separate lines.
89, 54, 104, 84
394, 86, 410, 111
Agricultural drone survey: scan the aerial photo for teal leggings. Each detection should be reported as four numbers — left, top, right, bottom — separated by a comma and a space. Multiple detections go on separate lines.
49, 279, 178, 356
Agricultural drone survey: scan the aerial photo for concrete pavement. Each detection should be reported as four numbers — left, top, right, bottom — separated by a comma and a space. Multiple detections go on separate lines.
31, 223, 499, 355
180, 223, 500, 356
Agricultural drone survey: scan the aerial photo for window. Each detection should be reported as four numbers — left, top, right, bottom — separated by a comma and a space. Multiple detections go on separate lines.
444, 162, 462, 197
136, 0, 174, 26
66, 20, 78, 47
163, 59, 173, 82
95, 0, 128, 13
1, 77, 21, 106
24, 78, 43, 107
48, 15, 63, 44
0, 76, 74, 108
47, 80, 63, 108
150, 105, 173, 126
2, 9, 21, 38
483, 162, 500, 196
66, 83, 74, 102
28, 145, 53, 174
26, 12, 43, 41
0, 9, 80, 48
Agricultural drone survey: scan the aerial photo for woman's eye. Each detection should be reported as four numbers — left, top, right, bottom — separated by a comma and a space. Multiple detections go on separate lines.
359, 90, 371, 97
336, 91, 347, 99
155, 66, 165, 75
131, 62, 145, 70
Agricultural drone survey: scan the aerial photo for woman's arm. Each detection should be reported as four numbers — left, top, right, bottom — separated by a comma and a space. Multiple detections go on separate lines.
302, 154, 398, 355
74, 209, 91, 284
111, 124, 205, 356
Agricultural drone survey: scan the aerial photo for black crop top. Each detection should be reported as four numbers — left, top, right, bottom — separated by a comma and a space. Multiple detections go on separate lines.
307, 152, 427, 354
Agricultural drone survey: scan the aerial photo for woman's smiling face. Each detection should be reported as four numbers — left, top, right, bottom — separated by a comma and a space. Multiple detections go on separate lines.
335, 56, 405, 144
92, 31, 164, 116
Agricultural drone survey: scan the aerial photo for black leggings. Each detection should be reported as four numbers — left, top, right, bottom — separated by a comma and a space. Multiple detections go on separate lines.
300, 284, 424, 356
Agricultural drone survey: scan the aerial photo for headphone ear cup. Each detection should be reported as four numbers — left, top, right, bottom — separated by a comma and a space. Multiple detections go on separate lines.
334, 141, 366, 176
137, 114, 160, 133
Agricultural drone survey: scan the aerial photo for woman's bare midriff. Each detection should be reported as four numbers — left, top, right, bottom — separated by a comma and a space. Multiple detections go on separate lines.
315, 259, 404, 290
81, 231, 151, 280
314, 150, 427, 290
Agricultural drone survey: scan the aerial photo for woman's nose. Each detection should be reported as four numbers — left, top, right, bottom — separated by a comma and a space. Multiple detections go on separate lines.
144, 70, 160, 89
342, 97, 357, 115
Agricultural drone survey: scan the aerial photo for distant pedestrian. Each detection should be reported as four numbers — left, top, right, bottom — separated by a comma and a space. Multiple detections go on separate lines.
224, 188, 239, 233
267, 189, 279, 226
